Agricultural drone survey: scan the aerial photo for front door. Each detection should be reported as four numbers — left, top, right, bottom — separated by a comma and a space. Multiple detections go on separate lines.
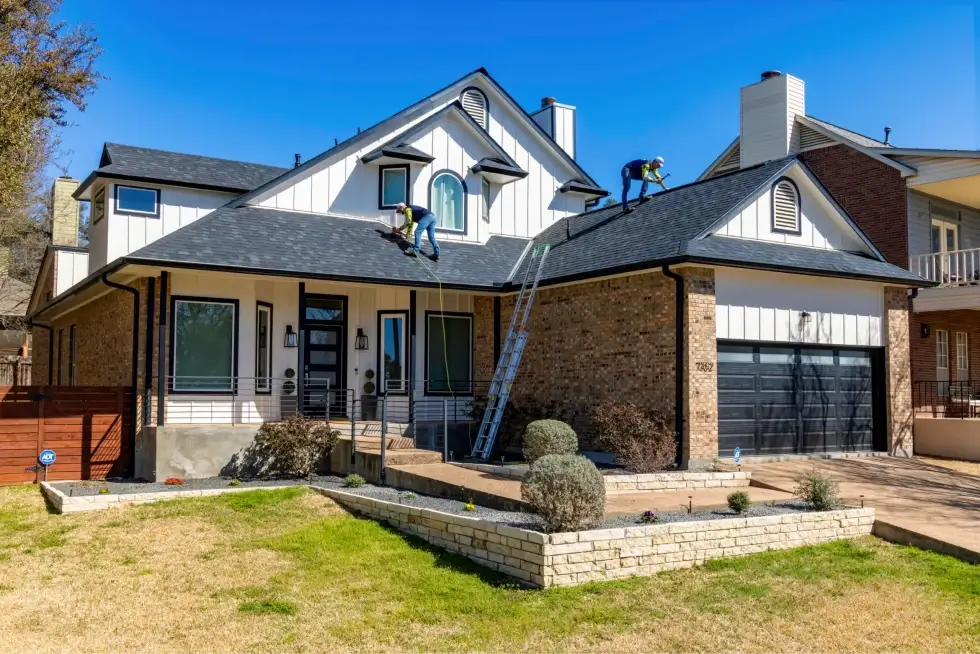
304, 325, 345, 418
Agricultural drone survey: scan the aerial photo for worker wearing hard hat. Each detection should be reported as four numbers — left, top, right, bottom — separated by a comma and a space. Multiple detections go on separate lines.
621, 157, 666, 213
393, 203, 440, 262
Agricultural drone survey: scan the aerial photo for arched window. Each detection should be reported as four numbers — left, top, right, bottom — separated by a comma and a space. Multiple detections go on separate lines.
460, 87, 488, 128
429, 171, 467, 232
771, 178, 801, 234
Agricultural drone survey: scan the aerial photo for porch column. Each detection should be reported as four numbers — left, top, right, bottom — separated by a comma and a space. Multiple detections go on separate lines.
156, 271, 168, 426
884, 286, 913, 455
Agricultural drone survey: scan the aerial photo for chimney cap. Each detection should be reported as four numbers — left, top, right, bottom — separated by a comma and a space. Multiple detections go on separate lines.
541, 96, 557, 107
760, 70, 782, 80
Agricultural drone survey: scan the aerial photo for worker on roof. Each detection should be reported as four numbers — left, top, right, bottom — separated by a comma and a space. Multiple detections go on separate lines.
394, 203, 440, 262
621, 157, 666, 213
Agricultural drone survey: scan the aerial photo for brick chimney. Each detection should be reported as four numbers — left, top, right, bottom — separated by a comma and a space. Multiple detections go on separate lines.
51, 177, 80, 247
739, 71, 805, 168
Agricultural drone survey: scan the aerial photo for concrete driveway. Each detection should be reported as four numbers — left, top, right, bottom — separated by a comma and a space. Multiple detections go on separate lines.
746, 456, 980, 558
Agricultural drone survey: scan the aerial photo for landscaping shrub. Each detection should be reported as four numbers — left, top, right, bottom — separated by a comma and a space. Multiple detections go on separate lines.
592, 401, 676, 473
254, 414, 340, 478
343, 473, 365, 488
794, 467, 841, 511
521, 454, 605, 532
640, 510, 657, 524
522, 419, 578, 463
727, 490, 750, 514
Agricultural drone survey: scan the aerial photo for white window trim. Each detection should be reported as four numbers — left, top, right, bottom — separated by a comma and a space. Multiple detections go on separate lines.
930, 217, 959, 253
255, 303, 272, 393
379, 312, 408, 394
115, 184, 160, 217
172, 298, 237, 393
379, 165, 409, 210
956, 331, 968, 381
425, 313, 473, 395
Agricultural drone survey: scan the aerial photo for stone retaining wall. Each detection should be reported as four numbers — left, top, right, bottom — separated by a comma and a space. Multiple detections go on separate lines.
41, 482, 287, 514
314, 486, 875, 588
450, 463, 751, 493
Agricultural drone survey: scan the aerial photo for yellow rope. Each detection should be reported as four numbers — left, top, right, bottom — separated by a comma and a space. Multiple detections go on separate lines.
412, 252, 454, 399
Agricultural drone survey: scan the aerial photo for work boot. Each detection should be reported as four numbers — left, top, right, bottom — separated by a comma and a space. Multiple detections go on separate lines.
639, 195, 650, 203
430, 253, 439, 262
404, 249, 417, 257
624, 206, 635, 214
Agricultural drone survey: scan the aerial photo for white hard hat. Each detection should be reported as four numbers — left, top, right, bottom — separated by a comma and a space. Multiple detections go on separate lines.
654, 156, 665, 166
395, 202, 407, 210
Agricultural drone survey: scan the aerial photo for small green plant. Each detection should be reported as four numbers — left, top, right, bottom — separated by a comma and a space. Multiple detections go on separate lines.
640, 510, 657, 524
522, 419, 578, 463
727, 490, 751, 514
343, 473, 366, 488
228, 479, 241, 487
98, 487, 110, 495
398, 492, 416, 502
463, 498, 476, 512
794, 467, 841, 511
521, 454, 605, 532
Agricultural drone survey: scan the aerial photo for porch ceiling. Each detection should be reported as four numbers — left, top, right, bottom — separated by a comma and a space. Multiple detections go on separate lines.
913, 285, 980, 313
914, 175, 980, 210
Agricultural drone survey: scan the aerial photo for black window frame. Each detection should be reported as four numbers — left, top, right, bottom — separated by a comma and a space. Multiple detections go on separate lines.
92, 186, 106, 224
255, 301, 273, 395
56, 328, 64, 386
428, 169, 468, 234
168, 295, 240, 395
424, 310, 473, 396
68, 324, 76, 386
481, 176, 492, 222
114, 184, 161, 218
770, 176, 802, 235
378, 164, 410, 210
377, 310, 409, 395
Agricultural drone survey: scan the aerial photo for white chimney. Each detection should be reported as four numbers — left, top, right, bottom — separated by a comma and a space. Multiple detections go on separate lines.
530, 97, 576, 159
739, 71, 805, 168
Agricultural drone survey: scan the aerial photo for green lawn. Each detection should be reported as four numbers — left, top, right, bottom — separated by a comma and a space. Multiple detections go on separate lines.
0, 485, 978, 653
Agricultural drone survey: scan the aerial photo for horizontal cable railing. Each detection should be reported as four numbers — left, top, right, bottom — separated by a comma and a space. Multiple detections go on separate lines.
913, 380, 980, 418
909, 249, 980, 287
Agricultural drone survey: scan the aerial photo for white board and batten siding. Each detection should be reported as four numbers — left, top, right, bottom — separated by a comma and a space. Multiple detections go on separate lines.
252, 77, 585, 244
715, 268, 884, 347
88, 180, 236, 273
713, 165, 870, 252
54, 250, 89, 296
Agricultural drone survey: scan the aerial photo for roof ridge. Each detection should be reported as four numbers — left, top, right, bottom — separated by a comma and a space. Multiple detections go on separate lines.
104, 142, 289, 170
803, 115, 891, 147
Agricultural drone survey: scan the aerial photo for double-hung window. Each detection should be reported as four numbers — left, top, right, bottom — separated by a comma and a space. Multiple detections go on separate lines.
956, 331, 969, 381
426, 313, 472, 394
379, 165, 409, 209
379, 311, 408, 393
936, 329, 949, 395
172, 297, 237, 391
255, 303, 272, 392
115, 185, 160, 217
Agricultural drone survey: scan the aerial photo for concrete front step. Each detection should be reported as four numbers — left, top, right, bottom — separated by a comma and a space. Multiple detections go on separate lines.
332, 420, 411, 437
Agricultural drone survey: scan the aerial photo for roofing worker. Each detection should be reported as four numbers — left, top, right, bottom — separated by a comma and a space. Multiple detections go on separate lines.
621, 157, 666, 213
393, 203, 440, 262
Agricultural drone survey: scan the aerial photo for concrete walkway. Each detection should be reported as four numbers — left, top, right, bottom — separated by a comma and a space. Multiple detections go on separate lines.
745, 456, 980, 558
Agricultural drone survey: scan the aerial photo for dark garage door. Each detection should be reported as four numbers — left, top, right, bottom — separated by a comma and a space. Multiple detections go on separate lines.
717, 343, 883, 457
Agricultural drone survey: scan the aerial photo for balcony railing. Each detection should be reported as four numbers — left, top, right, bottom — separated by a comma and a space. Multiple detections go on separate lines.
910, 249, 980, 287
914, 380, 980, 418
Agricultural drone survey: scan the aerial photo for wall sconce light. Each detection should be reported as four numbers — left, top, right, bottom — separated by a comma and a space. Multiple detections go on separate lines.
284, 325, 298, 348
921, 323, 931, 338
355, 328, 369, 350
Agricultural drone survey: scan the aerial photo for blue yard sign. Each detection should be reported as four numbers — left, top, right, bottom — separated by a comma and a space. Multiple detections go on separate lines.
733, 447, 741, 465
38, 449, 56, 466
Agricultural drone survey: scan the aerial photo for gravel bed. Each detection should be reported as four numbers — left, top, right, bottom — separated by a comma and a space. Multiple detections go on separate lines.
51, 475, 331, 497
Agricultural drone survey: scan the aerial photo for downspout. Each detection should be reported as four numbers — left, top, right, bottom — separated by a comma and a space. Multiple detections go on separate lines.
101, 273, 140, 475
29, 320, 54, 385
662, 265, 684, 467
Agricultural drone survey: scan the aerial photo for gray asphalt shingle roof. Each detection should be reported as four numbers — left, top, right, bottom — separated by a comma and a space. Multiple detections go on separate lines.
126, 206, 530, 290
804, 116, 893, 149
84, 143, 289, 194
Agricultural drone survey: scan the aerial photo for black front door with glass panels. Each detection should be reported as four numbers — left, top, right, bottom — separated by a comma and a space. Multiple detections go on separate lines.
717, 343, 884, 456
302, 295, 347, 418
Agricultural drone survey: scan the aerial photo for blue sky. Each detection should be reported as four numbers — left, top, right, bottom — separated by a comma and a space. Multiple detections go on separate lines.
55, 1, 978, 194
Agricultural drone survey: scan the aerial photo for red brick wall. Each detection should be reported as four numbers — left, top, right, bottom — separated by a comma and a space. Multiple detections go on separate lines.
800, 145, 908, 266
908, 310, 980, 383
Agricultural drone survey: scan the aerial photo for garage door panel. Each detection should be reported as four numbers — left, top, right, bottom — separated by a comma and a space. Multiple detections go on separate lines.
718, 343, 880, 456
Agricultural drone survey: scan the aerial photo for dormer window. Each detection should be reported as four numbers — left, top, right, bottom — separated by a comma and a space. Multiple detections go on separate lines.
460, 87, 488, 128
378, 165, 410, 209
115, 185, 160, 217
771, 178, 801, 234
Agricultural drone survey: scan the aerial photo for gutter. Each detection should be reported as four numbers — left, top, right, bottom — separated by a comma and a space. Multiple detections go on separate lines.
661, 264, 684, 467
28, 320, 54, 385
101, 273, 140, 475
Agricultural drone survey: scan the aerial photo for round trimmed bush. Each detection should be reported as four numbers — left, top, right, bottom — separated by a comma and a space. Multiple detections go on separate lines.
727, 490, 750, 514
522, 419, 578, 463
521, 454, 605, 532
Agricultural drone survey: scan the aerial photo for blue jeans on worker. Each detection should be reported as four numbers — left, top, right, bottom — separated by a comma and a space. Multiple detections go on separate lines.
412, 214, 440, 255
621, 166, 648, 207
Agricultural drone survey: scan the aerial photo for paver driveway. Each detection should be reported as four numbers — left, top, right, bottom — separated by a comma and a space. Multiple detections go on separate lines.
746, 456, 980, 556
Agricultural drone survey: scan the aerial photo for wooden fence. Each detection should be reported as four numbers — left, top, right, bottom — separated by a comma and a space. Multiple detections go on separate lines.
0, 386, 131, 485
0, 357, 31, 386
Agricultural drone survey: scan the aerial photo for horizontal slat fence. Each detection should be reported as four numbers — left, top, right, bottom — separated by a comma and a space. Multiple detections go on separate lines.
0, 386, 131, 484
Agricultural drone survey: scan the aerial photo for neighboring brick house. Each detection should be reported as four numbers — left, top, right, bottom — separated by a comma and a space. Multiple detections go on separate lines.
701, 71, 980, 418
27, 68, 926, 480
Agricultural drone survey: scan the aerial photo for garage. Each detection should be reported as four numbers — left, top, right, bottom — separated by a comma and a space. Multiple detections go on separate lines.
717, 343, 885, 456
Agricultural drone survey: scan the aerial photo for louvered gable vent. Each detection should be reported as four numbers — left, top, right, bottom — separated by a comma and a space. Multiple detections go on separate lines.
460, 88, 488, 128
799, 124, 834, 150
772, 179, 800, 233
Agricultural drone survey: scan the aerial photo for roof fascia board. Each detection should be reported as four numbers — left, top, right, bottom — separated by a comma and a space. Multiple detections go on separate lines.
28, 257, 128, 320
75, 171, 249, 199
872, 148, 980, 159
697, 136, 740, 181
796, 116, 918, 177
